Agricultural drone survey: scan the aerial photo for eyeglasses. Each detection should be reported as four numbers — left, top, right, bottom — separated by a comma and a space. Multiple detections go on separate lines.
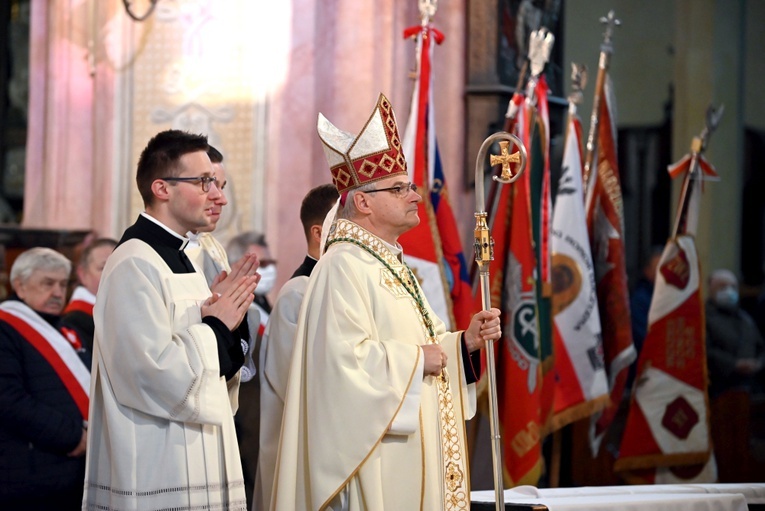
365, 182, 418, 198
160, 175, 219, 193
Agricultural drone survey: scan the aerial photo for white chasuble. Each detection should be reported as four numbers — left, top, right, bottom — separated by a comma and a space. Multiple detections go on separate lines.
271, 220, 475, 511
83, 239, 246, 511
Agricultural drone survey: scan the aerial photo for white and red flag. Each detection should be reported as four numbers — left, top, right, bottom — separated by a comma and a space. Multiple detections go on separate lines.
615, 121, 719, 483
550, 106, 609, 430
399, 21, 473, 331
614, 234, 713, 480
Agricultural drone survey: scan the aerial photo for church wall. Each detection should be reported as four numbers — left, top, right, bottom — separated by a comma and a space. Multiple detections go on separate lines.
564, 0, 763, 289
122, 2, 280, 246
744, 0, 765, 131
22, 1, 470, 297
22, 0, 763, 296
268, 1, 469, 289
563, 0, 675, 128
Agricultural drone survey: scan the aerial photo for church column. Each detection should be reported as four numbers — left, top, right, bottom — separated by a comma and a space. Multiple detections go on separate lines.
673, 0, 745, 282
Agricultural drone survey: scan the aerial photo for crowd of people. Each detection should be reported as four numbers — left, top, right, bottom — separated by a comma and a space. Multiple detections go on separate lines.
3, 92, 763, 510
0, 93, 502, 511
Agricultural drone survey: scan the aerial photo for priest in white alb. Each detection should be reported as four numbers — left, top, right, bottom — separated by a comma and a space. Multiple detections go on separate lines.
270, 94, 501, 511
83, 130, 259, 511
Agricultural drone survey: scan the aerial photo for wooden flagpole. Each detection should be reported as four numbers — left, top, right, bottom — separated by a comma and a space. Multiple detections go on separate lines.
671, 104, 723, 237
582, 11, 621, 193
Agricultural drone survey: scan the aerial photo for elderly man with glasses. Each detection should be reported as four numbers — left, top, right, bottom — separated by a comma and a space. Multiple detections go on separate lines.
269, 94, 502, 511
82, 130, 259, 511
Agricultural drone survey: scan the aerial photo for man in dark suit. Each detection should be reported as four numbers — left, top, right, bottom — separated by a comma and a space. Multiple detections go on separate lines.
0, 247, 89, 510
252, 183, 338, 510
60, 238, 118, 363
292, 183, 340, 278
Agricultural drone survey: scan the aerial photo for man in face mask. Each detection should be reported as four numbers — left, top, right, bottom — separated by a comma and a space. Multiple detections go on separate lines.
227, 232, 276, 330
705, 268, 765, 397
225, 230, 276, 507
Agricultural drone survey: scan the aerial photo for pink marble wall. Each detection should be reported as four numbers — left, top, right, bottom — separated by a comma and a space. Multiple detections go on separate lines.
24, 0, 116, 237
23, 1, 473, 295
267, 0, 472, 287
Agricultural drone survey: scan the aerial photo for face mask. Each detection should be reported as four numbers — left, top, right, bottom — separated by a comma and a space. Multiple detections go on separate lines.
715, 287, 739, 309
255, 264, 277, 295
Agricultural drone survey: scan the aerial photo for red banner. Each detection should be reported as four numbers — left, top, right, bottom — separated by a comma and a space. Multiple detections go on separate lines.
585, 76, 636, 453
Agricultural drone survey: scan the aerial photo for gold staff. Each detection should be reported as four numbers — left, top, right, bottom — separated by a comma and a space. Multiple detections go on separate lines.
474, 132, 527, 510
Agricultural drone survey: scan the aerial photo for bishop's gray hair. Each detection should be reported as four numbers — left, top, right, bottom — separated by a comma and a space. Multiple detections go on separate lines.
338, 182, 378, 220
10, 247, 71, 285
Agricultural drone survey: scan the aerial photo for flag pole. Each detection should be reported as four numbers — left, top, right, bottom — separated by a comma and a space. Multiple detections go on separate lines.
524, 28, 555, 133
474, 133, 527, 511
670, 104, 723, 237
475, 27, 553, 290
582, 11, 621, 192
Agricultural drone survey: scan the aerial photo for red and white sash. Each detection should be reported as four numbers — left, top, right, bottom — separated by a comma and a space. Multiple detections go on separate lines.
63, 285, 96, 316
0, 301, 90, 419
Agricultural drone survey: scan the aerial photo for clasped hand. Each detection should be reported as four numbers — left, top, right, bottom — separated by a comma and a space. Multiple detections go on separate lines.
202, 252, 261, 330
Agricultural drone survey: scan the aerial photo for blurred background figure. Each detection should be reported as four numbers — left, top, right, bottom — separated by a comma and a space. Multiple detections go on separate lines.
227, 231, 277, 324
253, 183, 338, 511
60, 237, 118, 364
626, 246, 664, 393
0, 247, 89, 510
228, 231, 276, 336
706, 268, 765, 398
227, 230, 276, 509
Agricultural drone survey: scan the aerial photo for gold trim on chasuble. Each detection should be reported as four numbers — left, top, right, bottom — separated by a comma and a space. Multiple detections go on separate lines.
326, 219, 469, 510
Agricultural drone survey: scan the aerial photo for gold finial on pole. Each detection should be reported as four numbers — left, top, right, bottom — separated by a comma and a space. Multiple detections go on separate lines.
418, 0, 437, 25
671, 104, 723, 237
583, 10, 621, 189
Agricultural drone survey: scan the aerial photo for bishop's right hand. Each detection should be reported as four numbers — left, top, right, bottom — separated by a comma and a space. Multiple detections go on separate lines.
421, 343, 447, 377
202, 275, 258, 330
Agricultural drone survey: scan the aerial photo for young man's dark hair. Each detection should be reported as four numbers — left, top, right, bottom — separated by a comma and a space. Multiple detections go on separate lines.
299, 183, 339, 240
207, 145, 224, 164
136, 130, 208, 207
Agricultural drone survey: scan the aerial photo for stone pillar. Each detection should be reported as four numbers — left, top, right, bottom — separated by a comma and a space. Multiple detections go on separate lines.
673, 0, 745, 282
465, 0, 504, 195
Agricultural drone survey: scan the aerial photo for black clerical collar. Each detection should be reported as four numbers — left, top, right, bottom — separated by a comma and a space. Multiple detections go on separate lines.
139, 212, 190, 249
118, 215, 196, 273
291, 254, 319, 279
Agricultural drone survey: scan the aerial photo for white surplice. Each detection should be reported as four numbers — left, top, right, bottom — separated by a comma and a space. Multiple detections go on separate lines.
254, 275, 308, 511
83, 238, 246, 511
271, 219, 476, 511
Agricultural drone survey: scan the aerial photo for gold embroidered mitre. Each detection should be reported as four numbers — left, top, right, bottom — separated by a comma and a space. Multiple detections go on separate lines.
317, 93, 408, 196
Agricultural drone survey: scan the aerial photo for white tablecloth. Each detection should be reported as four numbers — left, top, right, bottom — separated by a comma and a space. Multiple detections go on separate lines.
471, 484, 764, 511
481, 483, 765, 503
